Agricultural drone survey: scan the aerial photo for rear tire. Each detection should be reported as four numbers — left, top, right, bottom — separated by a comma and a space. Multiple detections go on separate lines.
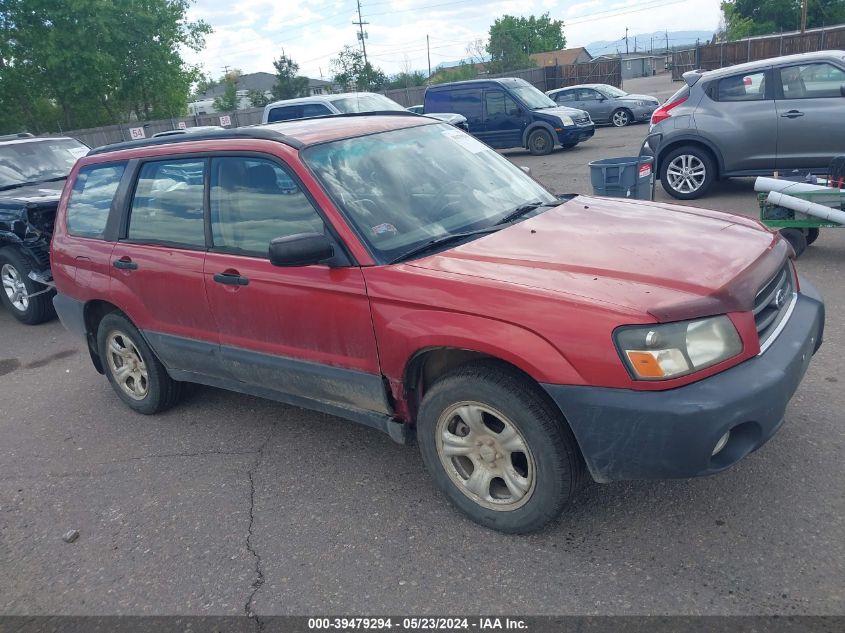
527, 129, 554, 156
0, 247, 54, 325
659, 145, 715, 200
416, 361, 583, 533
97, 312, 183, 414
780, 228, 807, 257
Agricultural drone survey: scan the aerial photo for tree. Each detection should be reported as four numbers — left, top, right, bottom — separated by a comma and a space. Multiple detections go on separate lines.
386, 70, 428, 90
0, 0, 210, 133
272, 54, 310, 100
486, 13, 565, 73
212, 73, 240, 112
247, 90, 271, 108
720, 0, 845, 40
430, 62, 477, 84
331, 45, 387, 91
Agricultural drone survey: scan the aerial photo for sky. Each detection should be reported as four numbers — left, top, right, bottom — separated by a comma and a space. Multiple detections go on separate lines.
182, 0, 723, 81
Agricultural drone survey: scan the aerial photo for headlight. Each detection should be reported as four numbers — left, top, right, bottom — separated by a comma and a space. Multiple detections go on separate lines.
558, 115, 574, 126
615, 316, 742, 380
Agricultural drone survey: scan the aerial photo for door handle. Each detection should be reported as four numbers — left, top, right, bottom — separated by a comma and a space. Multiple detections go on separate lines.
213, 272, 249, 286
781, 110, 804, 118
112, 257, 138, 270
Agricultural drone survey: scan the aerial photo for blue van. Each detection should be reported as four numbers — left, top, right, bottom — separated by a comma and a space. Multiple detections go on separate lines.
424, 78, 595, 155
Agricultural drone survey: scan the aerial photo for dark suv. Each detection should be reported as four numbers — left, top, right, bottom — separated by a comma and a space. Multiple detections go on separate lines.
425, 78, 595, 155
648, 50, 845, 199
51, 117, 823, 533
0, 133, 89, 323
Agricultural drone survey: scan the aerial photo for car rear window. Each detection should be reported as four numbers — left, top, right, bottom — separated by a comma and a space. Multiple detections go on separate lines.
66, 162, 126, 239
717, 71, 766, 101
267, 106, 302, 122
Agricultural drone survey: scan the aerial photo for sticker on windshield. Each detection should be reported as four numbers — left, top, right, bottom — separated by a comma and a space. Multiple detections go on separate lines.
442, 129, 488, 154
371, 223, 398, 237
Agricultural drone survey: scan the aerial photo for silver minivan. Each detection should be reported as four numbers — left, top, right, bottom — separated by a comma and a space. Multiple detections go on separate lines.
647, 50, 845, 199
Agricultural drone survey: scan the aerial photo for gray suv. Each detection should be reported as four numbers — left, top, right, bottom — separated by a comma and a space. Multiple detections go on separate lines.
647, 50, 845, 199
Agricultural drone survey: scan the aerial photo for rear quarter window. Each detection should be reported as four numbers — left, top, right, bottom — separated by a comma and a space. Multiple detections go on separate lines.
66, 162, 126, 239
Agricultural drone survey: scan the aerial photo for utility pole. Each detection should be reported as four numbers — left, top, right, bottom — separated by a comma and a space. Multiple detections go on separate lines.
625, 27, 629, 55
222, 65, 231, 76
426, 34, 432, 80
800, 0, 808, 33
665, 30, 669, 53
353, 0, 369, 65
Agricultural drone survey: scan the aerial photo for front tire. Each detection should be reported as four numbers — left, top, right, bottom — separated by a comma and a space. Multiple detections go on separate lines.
527, 129, 554, 156
611, 109, 631, 127
659, 146, 715, 200
417, 362, 583, 533
97, 312, 183, 414
780, 228, 807, 257
0, 247, 54, 325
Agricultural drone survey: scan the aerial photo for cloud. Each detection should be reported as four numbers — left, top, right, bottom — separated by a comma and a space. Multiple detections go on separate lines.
185, 0, 721, 79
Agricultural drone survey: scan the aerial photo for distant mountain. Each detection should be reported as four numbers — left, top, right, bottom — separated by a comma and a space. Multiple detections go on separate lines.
585, 30, 714, 57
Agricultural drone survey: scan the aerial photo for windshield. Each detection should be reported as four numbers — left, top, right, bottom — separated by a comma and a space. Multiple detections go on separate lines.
510, 84, 557, 110
328, 94, 406, 113
599, 86, 627, 98
0, 138, 88, 189
303, 123, 556, 263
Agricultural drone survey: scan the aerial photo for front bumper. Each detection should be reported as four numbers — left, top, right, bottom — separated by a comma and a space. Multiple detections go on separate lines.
542, 277, 825, 483
557, 124, 595, 145
632, 104, 658, 121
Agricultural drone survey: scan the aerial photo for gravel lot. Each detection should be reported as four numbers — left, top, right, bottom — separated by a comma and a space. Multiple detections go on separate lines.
1, 74, 843, 617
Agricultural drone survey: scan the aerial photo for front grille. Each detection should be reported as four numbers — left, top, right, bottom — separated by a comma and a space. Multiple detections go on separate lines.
574, 115, 591, 125
754, 263, 796, 352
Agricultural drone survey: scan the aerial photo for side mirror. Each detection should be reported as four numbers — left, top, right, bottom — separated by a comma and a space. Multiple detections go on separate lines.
519, 165, 532, 177
269, 232, 334, 267
509, 108, 521, 117
596, 95, 606, 101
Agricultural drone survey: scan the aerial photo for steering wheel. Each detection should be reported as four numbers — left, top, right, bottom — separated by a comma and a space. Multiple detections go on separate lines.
432, 180, 469, 219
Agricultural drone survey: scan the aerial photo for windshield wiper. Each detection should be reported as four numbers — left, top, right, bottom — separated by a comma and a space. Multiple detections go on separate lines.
496, 201, 558, 225
0, 175, 66, 191
389, 226, 502, 264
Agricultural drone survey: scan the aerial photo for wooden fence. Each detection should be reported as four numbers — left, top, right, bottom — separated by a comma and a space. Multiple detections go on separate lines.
672, 23, 845, 80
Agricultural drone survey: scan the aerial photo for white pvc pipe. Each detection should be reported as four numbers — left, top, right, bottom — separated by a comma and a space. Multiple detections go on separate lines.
766, 191, 845, 225
754, 177, 837, 195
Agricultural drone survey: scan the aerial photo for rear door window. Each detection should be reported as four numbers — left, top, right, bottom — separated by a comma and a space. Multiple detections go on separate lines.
301, 103, 332, 117
717, 71, 767, 101
209, 156, 324, 257
127, 159, 206, 248
779, 63, 845, 99
553, 90, 576, 103
267, 105, 302, 122
66, 162, 126, 238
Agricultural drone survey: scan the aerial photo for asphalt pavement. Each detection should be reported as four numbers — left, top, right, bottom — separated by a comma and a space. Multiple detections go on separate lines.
1, 74, 843, 617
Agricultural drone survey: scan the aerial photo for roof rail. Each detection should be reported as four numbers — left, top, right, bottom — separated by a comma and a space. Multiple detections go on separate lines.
0, 132, 36, 142
87, 127, 305, 156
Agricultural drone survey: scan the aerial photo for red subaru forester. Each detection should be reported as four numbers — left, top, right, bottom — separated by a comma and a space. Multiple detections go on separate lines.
51, 115, 824, 533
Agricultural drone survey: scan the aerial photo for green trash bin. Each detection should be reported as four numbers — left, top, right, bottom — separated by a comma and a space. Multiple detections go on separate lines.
588, 156, 654, 200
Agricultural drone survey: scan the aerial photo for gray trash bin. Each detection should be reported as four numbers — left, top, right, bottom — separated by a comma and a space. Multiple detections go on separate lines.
588, 156, 654, 200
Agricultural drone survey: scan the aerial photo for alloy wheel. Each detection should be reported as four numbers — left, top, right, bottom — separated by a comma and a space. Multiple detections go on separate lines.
105, 330, 149, 400
1, 263, 28, 312
435, 401, 536, 511
666, 154, 706, 194
612, 110, 630, 127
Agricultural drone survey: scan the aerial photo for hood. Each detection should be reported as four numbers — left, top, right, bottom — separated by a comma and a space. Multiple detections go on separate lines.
427, 112, 467, 124
408, 195, 787, 322
616, 93, 659, 104
536, 106, 589, 119
0, 179, 65, 205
